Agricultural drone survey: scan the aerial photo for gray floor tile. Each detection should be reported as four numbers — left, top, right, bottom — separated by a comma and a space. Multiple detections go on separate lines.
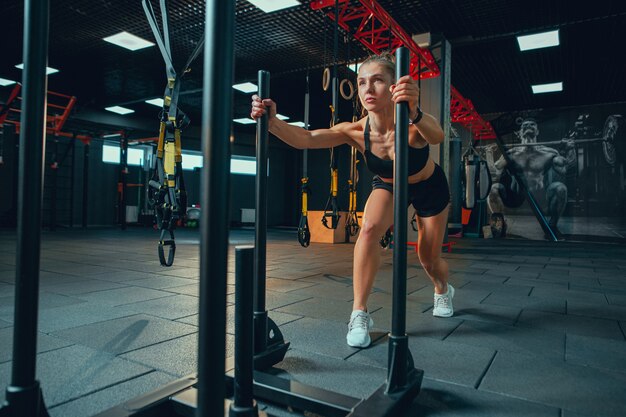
165, 283, 200, 296
118, 294, 200, 320
404, 378, 560, 417
51, 314, 197, 355
159, 267, 200, 279
0, 291, 85, 316
125, 276, 198, 289
608, 293, 626, 306
479, 350, 626, 416
24, 303, 137, 333
516, 310, 624, 340
289, 281, 355, 301
43, 279, 129, 296
74, 286, 174, 306
89, 270, 163, 283
565, 333, 626, 373
446, 320, 565, 360
349, 336, 496, 388
275, 297, 374, 323
120, 333, 233, 377
370, 307, 463, 340
531, 287, 608, 304
278, 316, 386, 360
0, 327, 73, 363
266, 277, 318, 293
0, 345, 153, 407
0, 283, 14, 297
48, 371, 175, 417
273, 348, 387, 400
481, 292, 566, 314
461, 281, 533, 296
567, 299, 626, 321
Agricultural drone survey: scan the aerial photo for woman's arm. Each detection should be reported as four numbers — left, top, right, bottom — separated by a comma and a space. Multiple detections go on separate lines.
251, 95, 353, 150
413, 112, 445, 145
391, 75, 444, 145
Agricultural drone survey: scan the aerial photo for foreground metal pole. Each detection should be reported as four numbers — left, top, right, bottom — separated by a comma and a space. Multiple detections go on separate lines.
230, 246, 258, 417
253, 70, 269, 354
197, 1, 235, 416
388, 46, 410, 393
1, 0, 51, 415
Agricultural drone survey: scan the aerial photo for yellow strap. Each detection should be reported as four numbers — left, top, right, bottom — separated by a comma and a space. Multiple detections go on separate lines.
157, 122, 166, 158
331, 168, 338, 196
174, 129, 183, 163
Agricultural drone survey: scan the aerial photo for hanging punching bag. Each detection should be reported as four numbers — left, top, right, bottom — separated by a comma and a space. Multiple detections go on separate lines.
463, 154, 477, 209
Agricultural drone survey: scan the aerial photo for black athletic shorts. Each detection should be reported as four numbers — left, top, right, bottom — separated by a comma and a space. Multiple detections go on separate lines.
371, 163, 450, 217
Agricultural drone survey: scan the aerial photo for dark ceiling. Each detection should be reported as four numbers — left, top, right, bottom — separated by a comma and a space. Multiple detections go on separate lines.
2, 0, 626, 135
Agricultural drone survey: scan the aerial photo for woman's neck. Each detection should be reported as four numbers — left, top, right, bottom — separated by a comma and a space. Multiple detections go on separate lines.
367, 108, 395, 135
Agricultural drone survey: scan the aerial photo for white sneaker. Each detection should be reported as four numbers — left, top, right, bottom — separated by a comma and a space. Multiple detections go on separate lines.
346, 310, 374, 348
433, 284, 455, 317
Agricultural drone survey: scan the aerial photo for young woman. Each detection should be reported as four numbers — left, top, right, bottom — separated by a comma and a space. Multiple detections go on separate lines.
250, 53, 453, 348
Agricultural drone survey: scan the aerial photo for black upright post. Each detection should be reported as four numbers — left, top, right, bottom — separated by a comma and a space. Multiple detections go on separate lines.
387, 47, 411, 393
253, 70, 269, 354
1, 0, 51, 416
49, 135, 58, 231
251, 70, 289, 369
196, 0, 234, 416
230, 246, 258, 417
68, 138, 75, 228
119, 135, 128, 230
82, 143, 89, 228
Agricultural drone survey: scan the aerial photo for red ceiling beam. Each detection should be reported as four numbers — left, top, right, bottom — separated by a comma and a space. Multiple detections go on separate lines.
310, 0, 496, 140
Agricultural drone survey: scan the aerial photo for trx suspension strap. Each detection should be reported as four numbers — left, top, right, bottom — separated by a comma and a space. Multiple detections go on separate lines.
298, 74, 311, 247
322, 0, 341, 230
143, 0, 204, 266
345, 99, 360, 237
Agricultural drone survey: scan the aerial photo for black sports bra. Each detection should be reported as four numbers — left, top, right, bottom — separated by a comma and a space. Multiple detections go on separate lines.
363, 117, 429, 179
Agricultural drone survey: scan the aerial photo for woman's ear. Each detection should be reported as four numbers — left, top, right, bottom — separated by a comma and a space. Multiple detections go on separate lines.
389, 84, 396, 93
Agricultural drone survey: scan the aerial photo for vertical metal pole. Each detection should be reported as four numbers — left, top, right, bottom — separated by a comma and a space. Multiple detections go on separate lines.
387, 47, 410, 393
253, 70, 269, 354
303, 74, 310, 176
230, 246, 258, 417
197, 0, 234, 416
82, 144, 89, 229
69, 138, 75, 228
2, 0, 50, 415
50, 135, 58, 231
119, 135, 128, 230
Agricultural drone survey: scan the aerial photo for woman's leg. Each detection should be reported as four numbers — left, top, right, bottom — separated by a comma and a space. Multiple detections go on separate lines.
352, 189, 394, 311
416, 206, 450, 293
416, 206, 454, 317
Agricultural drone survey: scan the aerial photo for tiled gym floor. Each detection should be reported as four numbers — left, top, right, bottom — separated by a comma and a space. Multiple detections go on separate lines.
0, 227, 625, 417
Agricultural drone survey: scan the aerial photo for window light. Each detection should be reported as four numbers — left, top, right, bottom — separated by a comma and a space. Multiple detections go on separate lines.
15, 63, 58, 75
247, 0, 300, 13
517, 30, 559, 52
105, 106, 135, 115
233, 82, 258, 93
103, 31, 155, 51
289, 121, 305, 127
145, 98, 164, 107
0, 77, 16, 86
234, 118, 256, 124
531, 82, 563, 94
276, 114, 289, 120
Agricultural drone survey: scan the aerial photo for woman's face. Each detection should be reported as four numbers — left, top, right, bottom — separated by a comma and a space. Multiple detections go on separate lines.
357, 62, 394, 113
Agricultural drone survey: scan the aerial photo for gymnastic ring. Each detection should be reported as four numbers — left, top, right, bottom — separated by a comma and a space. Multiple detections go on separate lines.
339, 78, 354, 100
322, 68, 331, 91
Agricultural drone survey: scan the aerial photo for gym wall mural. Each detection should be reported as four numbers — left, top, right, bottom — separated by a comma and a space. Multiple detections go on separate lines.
475, 102, 625, 242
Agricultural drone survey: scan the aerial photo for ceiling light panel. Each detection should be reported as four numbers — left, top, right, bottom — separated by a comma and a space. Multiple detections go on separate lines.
517, 30, 559, 51
103, 31, 155, 51
532, 82, 563, 94
247, 0, 300, 13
